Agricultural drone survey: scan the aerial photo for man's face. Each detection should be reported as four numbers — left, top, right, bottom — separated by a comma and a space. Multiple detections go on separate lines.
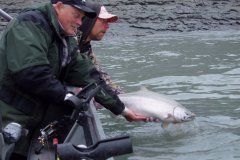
89, 18, 109, 41
55, 2, 85, 36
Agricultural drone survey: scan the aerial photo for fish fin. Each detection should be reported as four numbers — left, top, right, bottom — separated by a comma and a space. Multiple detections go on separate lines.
139, 85, 149, 91
161, 122, 169, 129
173, 123, 182, 128
161, 114, 173, 128
164, 113, 173, 120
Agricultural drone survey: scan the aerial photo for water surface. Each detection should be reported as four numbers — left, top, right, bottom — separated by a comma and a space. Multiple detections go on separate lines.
94, 30, 240, 160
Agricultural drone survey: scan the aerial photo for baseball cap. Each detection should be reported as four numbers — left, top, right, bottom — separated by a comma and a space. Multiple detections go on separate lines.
51, 0, 96, 18
98, 6, 118, 23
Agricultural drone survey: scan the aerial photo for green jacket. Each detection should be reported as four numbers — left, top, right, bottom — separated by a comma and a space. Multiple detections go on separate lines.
0, 2, 124, 129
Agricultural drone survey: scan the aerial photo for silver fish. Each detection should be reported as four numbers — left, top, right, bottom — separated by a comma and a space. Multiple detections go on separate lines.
119, 87, 196, 126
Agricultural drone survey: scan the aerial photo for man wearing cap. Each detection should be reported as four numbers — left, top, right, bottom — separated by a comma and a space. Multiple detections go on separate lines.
74, 3, 148, 122
78, 3, 120, 94
0, 0, 146, 159
0, 0, 97, 159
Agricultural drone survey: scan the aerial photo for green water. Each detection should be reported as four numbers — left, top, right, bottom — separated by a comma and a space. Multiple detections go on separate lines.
94, 30, 240, 160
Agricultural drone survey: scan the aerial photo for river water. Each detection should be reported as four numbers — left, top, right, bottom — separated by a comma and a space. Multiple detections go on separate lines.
93, 30, 240, 160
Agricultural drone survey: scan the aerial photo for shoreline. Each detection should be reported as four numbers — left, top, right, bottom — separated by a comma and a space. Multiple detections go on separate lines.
1, 0, 240, 36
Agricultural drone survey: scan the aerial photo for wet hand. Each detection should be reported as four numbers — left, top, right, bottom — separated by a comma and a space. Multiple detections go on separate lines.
145, 117, 161, 123
122, 107, 147, 122
122, 108, 161, 122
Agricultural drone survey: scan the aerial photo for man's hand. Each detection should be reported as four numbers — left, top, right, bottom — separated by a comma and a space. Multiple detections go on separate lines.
64, 93, 75, 101
122, 107, 161, 122
121, 107, 147, 122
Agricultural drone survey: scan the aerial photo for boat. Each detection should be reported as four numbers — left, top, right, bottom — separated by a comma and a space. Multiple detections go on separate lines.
1, 82, 133, 160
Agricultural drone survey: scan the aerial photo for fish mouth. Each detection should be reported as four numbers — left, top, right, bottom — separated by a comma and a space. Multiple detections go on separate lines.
183, 112, 196, 122
173, 107, 196, 122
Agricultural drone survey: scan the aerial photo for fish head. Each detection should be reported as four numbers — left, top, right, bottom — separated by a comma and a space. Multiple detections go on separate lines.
173, 107, 196, 123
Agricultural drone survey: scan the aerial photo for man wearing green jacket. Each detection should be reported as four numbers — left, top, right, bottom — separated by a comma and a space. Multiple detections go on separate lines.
0, 0, 146, 159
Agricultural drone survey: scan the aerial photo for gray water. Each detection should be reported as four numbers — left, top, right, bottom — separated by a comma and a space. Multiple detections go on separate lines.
93, 30, 240, 160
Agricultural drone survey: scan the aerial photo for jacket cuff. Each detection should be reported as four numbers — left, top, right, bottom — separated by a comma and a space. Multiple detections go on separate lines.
110, 99, 125, 115
121, 107, 130, 116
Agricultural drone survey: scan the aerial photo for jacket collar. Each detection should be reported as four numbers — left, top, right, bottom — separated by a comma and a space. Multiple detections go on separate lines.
37, 2, 65, 37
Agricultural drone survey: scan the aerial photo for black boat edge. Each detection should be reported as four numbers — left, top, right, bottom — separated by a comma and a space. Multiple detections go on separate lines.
1, 83, 133, 160
27, 101, 133, 160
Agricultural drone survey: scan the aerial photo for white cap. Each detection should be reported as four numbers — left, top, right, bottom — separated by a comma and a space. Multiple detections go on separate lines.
98, 6, 118, 23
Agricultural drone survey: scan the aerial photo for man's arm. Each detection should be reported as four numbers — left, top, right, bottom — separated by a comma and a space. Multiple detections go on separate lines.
64, 53, 124, 113
5, 19, 68, 103
88, 51, 124, 94
65, 52, 147, 121
12, 65, 67, 103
